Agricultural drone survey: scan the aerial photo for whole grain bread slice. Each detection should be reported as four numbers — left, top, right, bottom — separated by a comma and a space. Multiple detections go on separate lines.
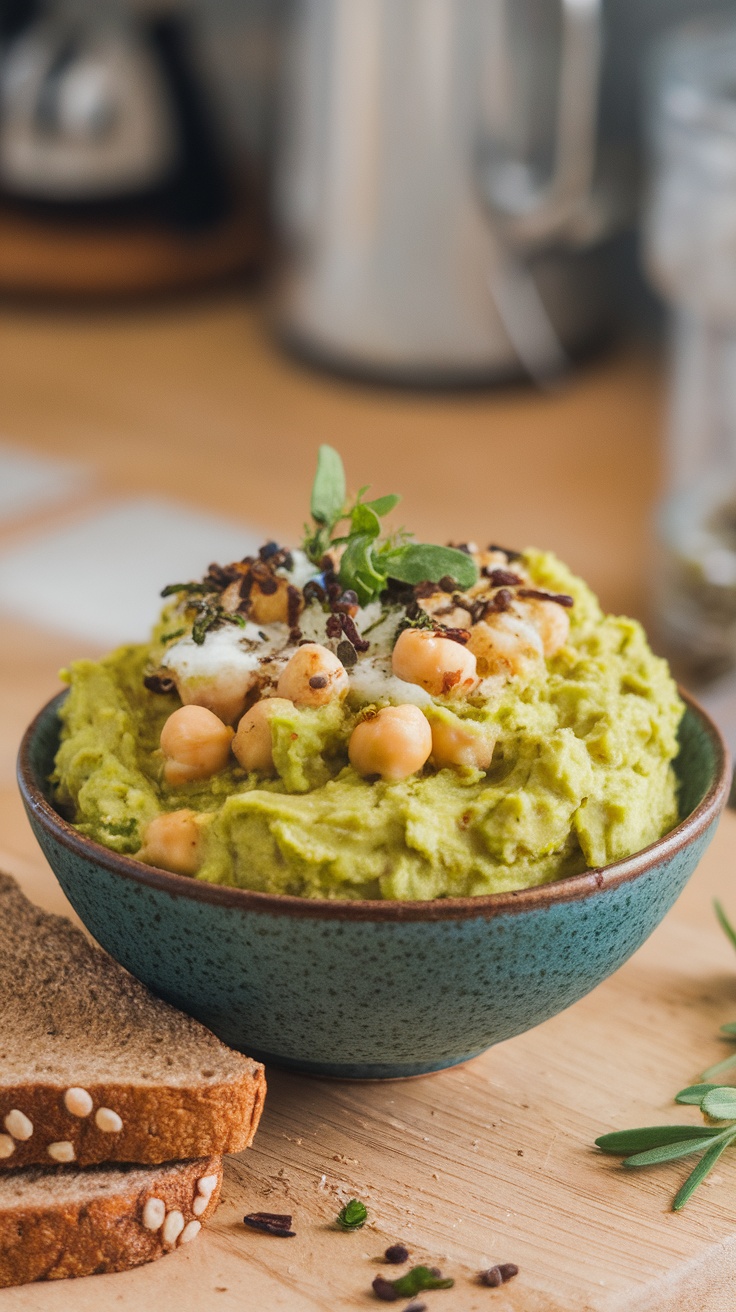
0, 1155, 223, 1288
0, 873, 265, 1169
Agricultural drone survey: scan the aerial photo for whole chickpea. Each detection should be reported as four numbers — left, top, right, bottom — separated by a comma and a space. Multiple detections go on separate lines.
250, 577, 298, 626
138, 810, 202, 876
160, 705, 234, 785
391, 628, 477, 697
430, 714, 496, 770
523, 598, 570, 658
232, 698, 293, 773
348, 704, 432, 781
277, 643, 349, 707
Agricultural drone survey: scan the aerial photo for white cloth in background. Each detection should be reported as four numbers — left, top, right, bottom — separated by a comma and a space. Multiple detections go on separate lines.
0, 443, 88, 523
0, 496, 263, 646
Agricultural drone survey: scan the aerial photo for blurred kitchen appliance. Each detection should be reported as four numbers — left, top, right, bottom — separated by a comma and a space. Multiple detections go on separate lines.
273, 0, 635, 385
647, 15, 736, 690
0, 0, 264, 296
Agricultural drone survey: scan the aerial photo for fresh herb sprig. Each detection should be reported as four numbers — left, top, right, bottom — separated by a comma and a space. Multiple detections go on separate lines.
336, 1198, 368, 1231
303, 445, 478, 605
595, 901, 736, 1209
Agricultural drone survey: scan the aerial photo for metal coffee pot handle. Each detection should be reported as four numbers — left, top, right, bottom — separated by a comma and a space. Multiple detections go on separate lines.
482, 0, 603, 250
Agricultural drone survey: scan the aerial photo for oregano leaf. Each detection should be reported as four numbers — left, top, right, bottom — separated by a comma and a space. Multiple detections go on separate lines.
701, 1087, 736, 1120
311, 445, 346, 527
596, 1125, 724, 1154
623, 1132, 732, 1169
675, 1084, 719, 1106
382, 543, 478, 589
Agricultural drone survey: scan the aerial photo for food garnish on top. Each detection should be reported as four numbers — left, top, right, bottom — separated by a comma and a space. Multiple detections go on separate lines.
52, 447, 683, 900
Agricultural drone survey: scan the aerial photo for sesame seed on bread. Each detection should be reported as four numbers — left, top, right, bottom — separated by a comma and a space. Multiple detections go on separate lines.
0, 1155, 222, 1288
0, 873, 265, 1169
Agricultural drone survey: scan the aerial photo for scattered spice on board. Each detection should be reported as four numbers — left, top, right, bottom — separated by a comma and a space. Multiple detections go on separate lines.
373, 1266, 455, 1300
243, 1212, 296, 1237
337, 1199, 368, 1231
479, 1263, 519, 1287
384, 1243, 409, 1264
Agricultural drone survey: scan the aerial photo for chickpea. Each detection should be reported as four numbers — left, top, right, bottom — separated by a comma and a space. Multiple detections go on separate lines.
232, 698, 293, 773
523, 598, 570, 658
391, 628, 477, 697
348, 704, 432, 781
430, 715, 496, 770
250, 577, 298, 626
467, 614, 543, 679
160, 705, 234, 785
276, 643, 349, 707
138, 810, 202, 876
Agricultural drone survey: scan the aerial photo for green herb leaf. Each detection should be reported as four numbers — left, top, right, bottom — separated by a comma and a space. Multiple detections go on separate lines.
623, 1131, 732, 1169
720, 1022, 736, 1036
365, 494, 401, 517
715, 899, 736, 954
673, 1132, 736, 1210
339, 534, 388, 605
675, 1084, 719, 1106
391, 1266, 455, 1296
349, 502, 382, 540
311, 445, 346, 528
701, 1087, 736, 1120
596, 1125, 724, 1155
160, 582, 210, 598
702, 1051, 736, 1081
382, 544, 478, 590
159, 629, 185, 644
336, 1199, 367, 1231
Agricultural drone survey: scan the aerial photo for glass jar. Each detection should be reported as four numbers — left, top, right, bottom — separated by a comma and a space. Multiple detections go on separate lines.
646, 17, 736, 685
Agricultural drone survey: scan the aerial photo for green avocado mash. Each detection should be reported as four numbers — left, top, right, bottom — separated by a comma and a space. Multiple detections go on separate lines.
51, 549, 683, 900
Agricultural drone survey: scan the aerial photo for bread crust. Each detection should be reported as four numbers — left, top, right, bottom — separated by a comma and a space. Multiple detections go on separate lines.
0, 1073, 265, 1169
0, 1155, 222, 1288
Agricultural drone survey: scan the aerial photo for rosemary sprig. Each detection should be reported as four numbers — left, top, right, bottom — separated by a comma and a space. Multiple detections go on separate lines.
595, 901, 736, 1209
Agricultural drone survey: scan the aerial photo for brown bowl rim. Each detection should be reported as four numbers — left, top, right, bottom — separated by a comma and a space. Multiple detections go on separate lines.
17, 686, 731, 923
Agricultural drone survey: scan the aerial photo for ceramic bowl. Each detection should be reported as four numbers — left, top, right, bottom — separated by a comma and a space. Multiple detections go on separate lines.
18, 689, 730, 1079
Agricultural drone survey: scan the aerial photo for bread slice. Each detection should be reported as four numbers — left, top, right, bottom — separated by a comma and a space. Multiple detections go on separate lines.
0, 1155, 222, 1288
0, 873, 265, 1169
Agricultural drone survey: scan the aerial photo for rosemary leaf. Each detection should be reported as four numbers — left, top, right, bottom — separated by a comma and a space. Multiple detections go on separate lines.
675, 1084, 719, 1106
702, 1051, 736, 1081
596, 1125, 724, 1154
701, 1087, 736, 1120
715, 900, 736, 954
673, 1133, 736, 1211
623, 1131, 733, 1169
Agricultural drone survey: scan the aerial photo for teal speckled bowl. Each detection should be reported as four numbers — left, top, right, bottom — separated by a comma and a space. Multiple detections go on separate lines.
18, 690, 730, 1079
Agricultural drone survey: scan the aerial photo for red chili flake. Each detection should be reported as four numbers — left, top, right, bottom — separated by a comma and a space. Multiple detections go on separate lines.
437, 627, 470, 645
289, 627, 303, 643
239, 572, 254, 602
243, 1212, 296, 1237
488, 543, 522, 561
517, 588, 573, 608
258, 541, 280, 561
326, 614, 342, 639
482, 587, 513, 616
413, 581, 437, 600
384, 1244, 409, 1265
255, 574, 278, 597
287, 585, 301, 630
438, 575, 457, 592
441, 670, 461, 694
340, 613, 370, 653
486, 568, 522, 587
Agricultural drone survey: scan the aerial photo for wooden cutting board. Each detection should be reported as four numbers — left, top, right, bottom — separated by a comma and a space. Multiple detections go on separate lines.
3, 789, 736, 1311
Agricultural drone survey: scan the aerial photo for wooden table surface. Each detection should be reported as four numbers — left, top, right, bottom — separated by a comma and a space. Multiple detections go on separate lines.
2, 294, 735, 1311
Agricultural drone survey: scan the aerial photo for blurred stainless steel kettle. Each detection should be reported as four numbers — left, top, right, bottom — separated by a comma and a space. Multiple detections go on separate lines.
274, 0, 625, 385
